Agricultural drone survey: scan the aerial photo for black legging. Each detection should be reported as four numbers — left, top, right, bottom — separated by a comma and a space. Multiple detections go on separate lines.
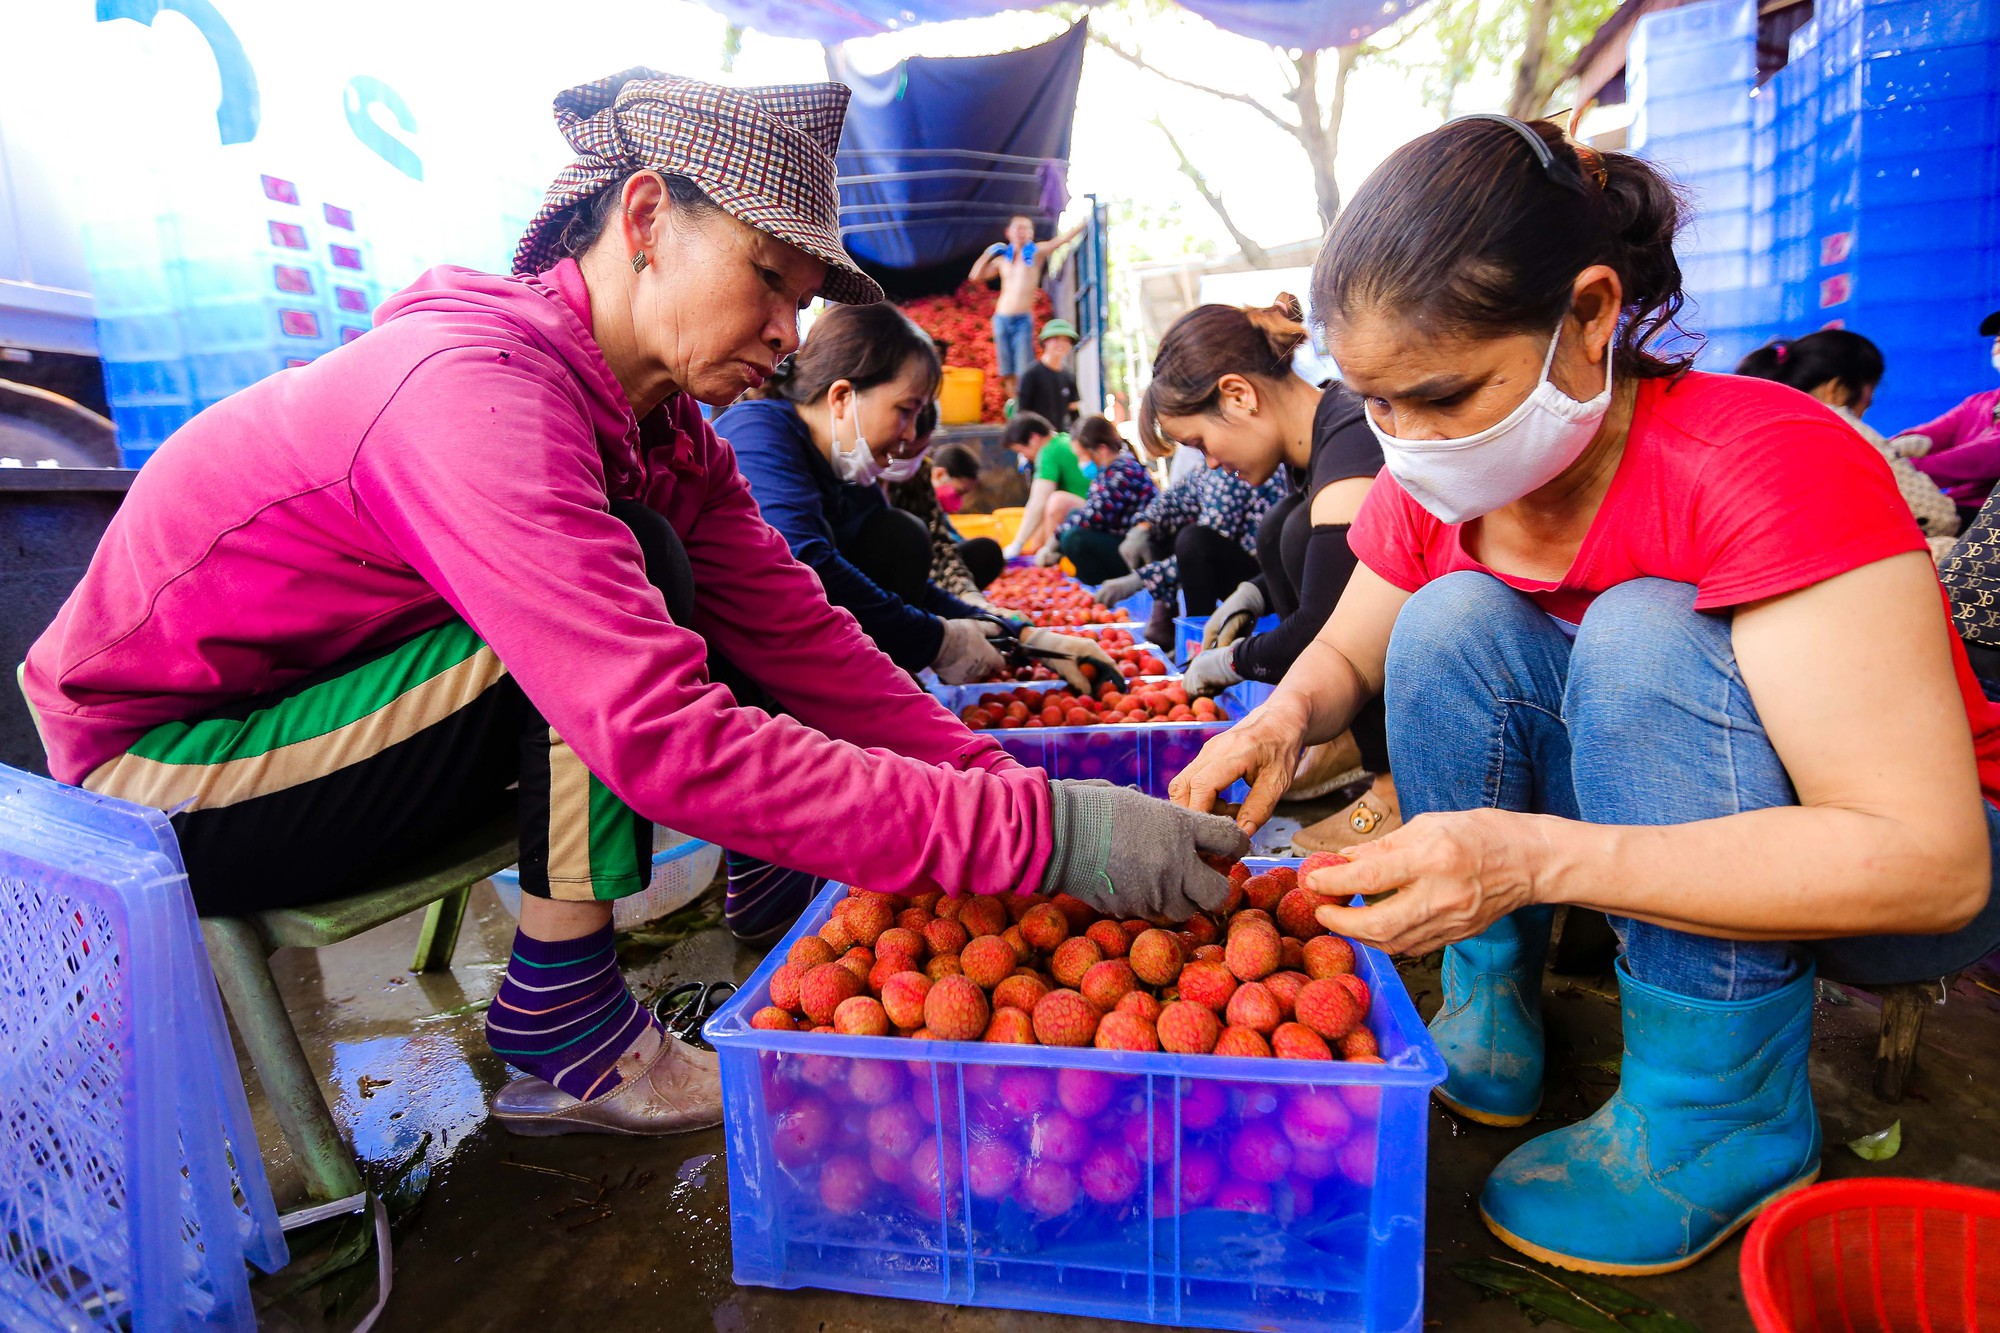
1174, 524, 1262, 617
958, 536, 1004, 589
1058, 527, 1129, 584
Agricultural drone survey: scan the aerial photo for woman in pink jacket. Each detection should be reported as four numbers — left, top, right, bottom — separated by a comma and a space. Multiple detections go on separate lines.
23, 71, 1242, 1138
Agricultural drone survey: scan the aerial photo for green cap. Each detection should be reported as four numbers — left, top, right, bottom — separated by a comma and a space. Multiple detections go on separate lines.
1039, 318, 1080, 344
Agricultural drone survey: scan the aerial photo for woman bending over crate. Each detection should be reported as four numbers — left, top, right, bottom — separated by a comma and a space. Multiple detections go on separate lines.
25, 72, 1244, 1141
1171, 114, 2000, 1277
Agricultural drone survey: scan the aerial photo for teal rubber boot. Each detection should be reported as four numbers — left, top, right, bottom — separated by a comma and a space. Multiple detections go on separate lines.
1480, 960, 1821, 1275
1429, 905, 1554, 1126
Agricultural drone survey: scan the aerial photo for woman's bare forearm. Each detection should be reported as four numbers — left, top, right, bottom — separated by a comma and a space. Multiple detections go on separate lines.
1531, 803, 1990, 939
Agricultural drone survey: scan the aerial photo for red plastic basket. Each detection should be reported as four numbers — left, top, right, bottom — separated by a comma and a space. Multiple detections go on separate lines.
1741, 1178, 2000, 1332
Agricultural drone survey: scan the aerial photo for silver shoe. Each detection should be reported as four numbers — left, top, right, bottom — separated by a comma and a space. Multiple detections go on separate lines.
489, 1028, 723, 1137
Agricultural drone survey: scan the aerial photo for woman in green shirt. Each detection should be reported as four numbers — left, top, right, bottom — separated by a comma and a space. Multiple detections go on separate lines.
1002, 412, 1093, 557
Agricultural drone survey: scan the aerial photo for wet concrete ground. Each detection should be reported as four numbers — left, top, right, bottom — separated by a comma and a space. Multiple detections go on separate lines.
238, 814, 2000, 1333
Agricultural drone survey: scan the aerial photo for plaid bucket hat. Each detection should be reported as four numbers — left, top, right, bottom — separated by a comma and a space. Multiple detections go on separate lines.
513, 69, 883, 305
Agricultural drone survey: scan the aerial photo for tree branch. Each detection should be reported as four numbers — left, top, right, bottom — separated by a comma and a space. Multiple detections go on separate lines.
1149, 115, 1270, 267
1095, 33, 1301, 138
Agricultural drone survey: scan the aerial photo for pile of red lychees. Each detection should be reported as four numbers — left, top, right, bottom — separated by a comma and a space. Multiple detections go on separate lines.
750, 853, 1377, 1063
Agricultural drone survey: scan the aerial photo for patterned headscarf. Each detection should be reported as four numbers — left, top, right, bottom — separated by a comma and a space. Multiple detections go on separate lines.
513, 69, 883, 305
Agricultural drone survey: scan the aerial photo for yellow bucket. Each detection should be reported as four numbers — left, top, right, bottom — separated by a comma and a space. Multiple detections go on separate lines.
987, 506, 1024, 547
950, 513, 1002, 542
939, 366, 985, 425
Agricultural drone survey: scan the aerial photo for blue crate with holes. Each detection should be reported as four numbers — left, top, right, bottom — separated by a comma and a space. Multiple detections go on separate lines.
1173, 614, 1280, 666
0, 765, 286, 1333
706, 866, 1448, 1332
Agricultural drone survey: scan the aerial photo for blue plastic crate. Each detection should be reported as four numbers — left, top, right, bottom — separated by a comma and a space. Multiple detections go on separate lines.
1173, 613, 1281, 666
0, 767, 286, 1332
1856, 0, 2000, 52
706, 868, 1448, 1332
977, 681, 1273, 800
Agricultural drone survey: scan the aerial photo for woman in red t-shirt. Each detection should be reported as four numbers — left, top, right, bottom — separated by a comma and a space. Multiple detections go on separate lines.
1171, 115, 2000, 1277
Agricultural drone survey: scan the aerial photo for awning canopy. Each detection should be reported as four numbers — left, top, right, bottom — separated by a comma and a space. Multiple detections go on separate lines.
832, 21, 1085, 289
701, 0, 1429, 50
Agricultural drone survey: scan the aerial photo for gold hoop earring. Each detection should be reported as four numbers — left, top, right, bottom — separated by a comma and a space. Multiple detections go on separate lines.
631, 251, 649, 274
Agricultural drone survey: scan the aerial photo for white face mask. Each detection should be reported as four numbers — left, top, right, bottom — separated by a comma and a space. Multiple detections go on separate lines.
829, 401, 885, 485
1990, 349, 2000, 375
878, 448, 929, 483
1365, 320, 1613, 525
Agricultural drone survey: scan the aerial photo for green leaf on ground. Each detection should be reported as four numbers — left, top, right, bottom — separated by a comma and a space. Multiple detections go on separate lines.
1847, 1119, 1902, 1161
1450, 1258, 1706, 1332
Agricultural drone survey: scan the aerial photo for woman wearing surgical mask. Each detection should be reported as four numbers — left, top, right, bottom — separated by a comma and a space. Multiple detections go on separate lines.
1173, 115, 2000, 1277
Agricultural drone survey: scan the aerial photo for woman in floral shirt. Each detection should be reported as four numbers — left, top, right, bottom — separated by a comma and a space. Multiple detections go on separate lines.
1092, 462, 1287, 647
1040, 415, 1158, 581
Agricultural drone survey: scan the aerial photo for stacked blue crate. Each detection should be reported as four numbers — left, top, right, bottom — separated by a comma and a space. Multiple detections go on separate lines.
1628, 0, 1762, 369
83, 216, 194, 467
1815, 0, 2000, 429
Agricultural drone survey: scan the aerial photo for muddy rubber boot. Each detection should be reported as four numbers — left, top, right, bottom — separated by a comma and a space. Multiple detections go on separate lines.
1428, 904, 1554, 1127
1479, 960, 1821, 1276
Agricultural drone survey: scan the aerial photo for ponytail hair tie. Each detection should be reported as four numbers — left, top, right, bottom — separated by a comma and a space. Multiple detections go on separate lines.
1774, 343, 1789, 364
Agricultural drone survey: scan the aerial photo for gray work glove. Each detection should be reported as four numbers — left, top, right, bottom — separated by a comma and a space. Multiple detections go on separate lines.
1201, 580, 1265, 651
1034, 541, 1065, 567
1117, 524, 1154, 572
1182, 644, 1243, 698
1041, 779, 1249, 922
1021, 627, 1122, 694
1092, 571, 1144, 608
931, 616, 1007, 684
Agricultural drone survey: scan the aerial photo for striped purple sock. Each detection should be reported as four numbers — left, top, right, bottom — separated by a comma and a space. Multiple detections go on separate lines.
485, 924, 658, 1102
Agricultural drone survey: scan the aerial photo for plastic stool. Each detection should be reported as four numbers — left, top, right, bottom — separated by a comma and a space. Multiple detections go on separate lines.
201, 812, 517, 1201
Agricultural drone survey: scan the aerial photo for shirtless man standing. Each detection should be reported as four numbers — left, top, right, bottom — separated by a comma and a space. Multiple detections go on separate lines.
970, 213, 1088, 404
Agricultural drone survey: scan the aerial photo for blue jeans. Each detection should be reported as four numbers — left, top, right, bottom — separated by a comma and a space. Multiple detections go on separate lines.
993, 312, 1035, 380
1385, 573, 2000, 1000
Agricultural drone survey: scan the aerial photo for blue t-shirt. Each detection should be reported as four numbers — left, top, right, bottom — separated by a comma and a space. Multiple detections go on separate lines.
715, 398, 975, 671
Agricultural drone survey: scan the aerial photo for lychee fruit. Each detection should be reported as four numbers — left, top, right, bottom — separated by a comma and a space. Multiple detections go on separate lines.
992, 972, 1051, 1013
1028, 1109, 1091, 1164
1225, 922, 1281, 982
1214, 1025, 1273, 1058
1176, 1145, 1224, 1208
1191, 943, 1227, 965
1281, 1087, 1353, 1152
1050, 892, 1098, 932
994, 1066, 1057, 1116
1241, 873, 1286, 912
846, 1058, 903, 1106
1294, 979, 1362, 1041
1179, 913, 1220, 948
1180, 1079, 1228, 1130
800, 962, 864, 1025
750, 1006, 795, 1031
958, 896, 1009, 938
818, 915, 856, 954
1299, 850, 1350, 880
932, 894, 964, 921
1279, 937, 1306, 972
879, 971, 932, 1029
834, 995, 890, 1036
983, 1007, 1036, 1043
924, 917, 970, 957
1303, 934, 1356, 979
788, 937, 836, 971
1085, 919, 1131, 958
771, 1097, 833, 1168
1122, 1110, 1174, 1166
1050, 936, 1104, 989
1225, 982, 1283, 1034
1080, 1142, 1143, 1206
1264, 970, 1308, 1018
923, 974, 990, 1042
1276, 889, 1331, 939
1339, 1026, 1380, 1059
1019, 902, 1070, 952
960, 935, 1017, 990
1020, 1160, 1080, 1218
870, 1145, 908, 1186
1157, 1000, 1221, 1054
1081, 959, 1139, 1011
897, 906, 933, 933
926, 954, 964, 981
837, 947, 874, 982
1056, 1068, 1118, 1118
1031, 989, 1101, 1047
818, 1153, 874, 1213
1331, 972, 1372, 1016
1116, 990, 1162, 1023
768, 962, 805, 1012
866, 1100, 924, 1156
1229, 1119, 1295, 1183
1128, 929, 1185, 987
1095, 1011, 1159, 1051
967, 1137, 1024, 1200
1176, 960, 1238, 1011
1000, 925, 1032, 963
1271, 1023, 1334, 1061
844, 895, 895, 946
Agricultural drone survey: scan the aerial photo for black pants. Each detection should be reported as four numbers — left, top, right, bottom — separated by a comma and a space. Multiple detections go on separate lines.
91, 501, 699, 916
957, 536, 1004, 588
842, 506, 933, 604
1174, 524, 1262, 617
1058, 527, 1129, 584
